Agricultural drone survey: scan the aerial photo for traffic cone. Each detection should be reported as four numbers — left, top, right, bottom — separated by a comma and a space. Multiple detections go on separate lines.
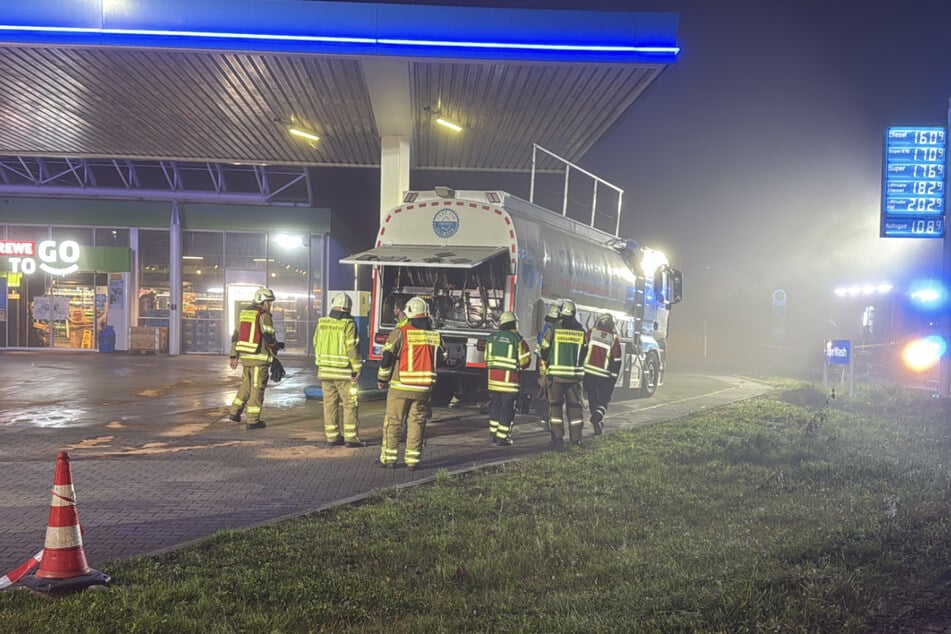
19, 451, 111, 594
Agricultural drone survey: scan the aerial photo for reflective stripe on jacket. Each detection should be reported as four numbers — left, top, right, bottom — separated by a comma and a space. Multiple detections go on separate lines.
232, 305, 275, 363
486, 329, 531, 393
543, 324, 585, 380
378, 323, 444, 393
583, 327, 622, 378
314, 315, 362, 380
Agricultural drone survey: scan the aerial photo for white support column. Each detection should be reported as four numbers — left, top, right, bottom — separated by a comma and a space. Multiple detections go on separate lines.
380, 135, 410, 224
362, 58, 413, 227
169, 201, 182, 355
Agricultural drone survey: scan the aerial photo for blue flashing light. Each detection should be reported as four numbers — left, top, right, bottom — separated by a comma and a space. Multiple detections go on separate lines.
908, 280, 948, 310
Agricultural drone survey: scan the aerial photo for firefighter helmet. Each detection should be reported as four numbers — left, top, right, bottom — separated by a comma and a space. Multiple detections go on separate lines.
331, 292, 352, 312
254, 287, 276, 304
499, 311, 517, 326
597, 312, 615, 329
545, 304, 560, 320
404, 296, 429, 319
559, 299, 576, 316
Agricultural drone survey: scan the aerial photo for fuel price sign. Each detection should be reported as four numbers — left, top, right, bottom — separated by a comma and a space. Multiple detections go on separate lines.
881, 126, 946, 238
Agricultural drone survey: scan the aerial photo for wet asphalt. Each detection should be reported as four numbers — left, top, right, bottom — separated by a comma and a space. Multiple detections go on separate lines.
0, 350, 769, 574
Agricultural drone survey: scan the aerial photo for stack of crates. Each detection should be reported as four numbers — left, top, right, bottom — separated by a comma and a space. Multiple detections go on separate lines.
129, 326, 168, 353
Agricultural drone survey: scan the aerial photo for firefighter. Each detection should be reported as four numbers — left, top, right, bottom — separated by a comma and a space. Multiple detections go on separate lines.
534, 303, 561, 426
582, 312, 622, 435
377, 296, 446, 470
538, 299, 586, 449
485, 311, 532, 445
313, 292, 365, 448
228, 287, 279, 430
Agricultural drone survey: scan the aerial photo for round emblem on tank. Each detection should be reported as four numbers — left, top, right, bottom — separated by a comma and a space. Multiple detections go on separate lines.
432, 208, 460, 239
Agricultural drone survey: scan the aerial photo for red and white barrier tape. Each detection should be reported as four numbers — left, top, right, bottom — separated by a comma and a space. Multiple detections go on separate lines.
0, 550, 43, 590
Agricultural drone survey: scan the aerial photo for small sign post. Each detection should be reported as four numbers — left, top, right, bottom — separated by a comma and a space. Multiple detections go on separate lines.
824, 338, 854, 397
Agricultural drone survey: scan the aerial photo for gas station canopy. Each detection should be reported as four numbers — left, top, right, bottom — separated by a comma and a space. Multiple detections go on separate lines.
0, 1, 679, 172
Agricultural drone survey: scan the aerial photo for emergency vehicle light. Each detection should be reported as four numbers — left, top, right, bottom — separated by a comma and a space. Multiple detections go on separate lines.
901, 335, 947, 372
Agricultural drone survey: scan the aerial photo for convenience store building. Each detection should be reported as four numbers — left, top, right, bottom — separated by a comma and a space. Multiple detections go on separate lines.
0, 195, 353, 356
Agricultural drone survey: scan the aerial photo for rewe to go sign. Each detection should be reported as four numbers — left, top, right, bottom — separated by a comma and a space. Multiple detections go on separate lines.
0, 240, 81, 276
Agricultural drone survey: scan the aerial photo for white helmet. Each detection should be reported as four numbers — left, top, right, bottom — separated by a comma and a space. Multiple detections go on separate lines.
559, 299, 576, 316
254, 287, 276, 304
331, 292, 352, 312
499, 311, 517, 326
404, 296, 429, 319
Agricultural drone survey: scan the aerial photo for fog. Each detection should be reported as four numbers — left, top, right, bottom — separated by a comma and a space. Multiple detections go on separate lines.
578, 0, 951, 376
322, 0, 951, 379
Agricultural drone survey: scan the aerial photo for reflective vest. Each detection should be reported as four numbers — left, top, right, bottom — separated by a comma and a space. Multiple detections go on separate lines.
379, 324, 442, 393
546, 324, 585, 380
485, 329, 531, 393
314, 315, 362, 380
233, 305, 274, 363
583, 326, 622, 378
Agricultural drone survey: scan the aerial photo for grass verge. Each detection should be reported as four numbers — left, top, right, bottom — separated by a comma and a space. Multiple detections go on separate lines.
1, 381, 949, 632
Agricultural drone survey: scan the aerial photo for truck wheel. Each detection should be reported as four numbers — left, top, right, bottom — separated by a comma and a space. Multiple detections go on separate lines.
638, 353, 660, 398
431, 379, 457, 407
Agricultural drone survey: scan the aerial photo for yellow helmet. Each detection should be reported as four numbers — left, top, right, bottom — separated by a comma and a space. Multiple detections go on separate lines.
331, 292, 352, 312
545, 304, 560, 320
597, 312, 615, 329
499, 311, 517, 326
254, 287, 276, 304
404, 296, 429, 319
559, 299, 576, 316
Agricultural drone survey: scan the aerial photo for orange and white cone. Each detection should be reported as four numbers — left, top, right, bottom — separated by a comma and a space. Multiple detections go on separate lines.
19, 451, 111, 594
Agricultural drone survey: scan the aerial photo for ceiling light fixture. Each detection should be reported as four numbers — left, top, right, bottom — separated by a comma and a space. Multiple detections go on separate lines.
435, 116, 463, 133
289, 127, 320, 143
424, 107, 464, 133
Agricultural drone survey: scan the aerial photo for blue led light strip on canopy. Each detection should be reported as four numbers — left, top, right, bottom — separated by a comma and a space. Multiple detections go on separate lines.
0, 1, 680, 64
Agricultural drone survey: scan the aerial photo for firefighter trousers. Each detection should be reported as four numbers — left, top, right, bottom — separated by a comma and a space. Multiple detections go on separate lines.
320, 379, 360, 442
488, 391, 518, 441
548, 380, 583, 443
230, 363, 269, 423
381, 388, 431, 468
583, 374, 615, 425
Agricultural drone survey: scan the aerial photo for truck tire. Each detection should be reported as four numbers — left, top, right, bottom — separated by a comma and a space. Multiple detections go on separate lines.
638, 353, 660, 399
431, 378, 457, 407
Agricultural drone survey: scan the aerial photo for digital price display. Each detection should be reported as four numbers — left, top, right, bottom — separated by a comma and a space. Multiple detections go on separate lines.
881, 126, 947, 238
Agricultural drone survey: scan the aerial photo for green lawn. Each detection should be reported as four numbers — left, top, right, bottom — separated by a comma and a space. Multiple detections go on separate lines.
2, 381, 949, 633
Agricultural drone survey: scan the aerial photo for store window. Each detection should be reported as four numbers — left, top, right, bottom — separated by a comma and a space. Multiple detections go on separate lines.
5, 226, 51, 348
95, 228, 130, 248
309, 235, 325, 320
139, 229, 170, 330
225, 232, 266, 271
182, 231, 224, 353
268, 233, 310, 355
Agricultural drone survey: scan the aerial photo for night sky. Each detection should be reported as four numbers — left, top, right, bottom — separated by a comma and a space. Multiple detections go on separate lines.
326, 0, 951, 373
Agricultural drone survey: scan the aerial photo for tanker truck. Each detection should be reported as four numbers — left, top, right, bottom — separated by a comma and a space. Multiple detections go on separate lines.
341, 187, 683, 408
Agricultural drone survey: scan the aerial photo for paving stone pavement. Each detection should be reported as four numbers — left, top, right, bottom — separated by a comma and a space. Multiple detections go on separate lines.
0, 351, 769, 575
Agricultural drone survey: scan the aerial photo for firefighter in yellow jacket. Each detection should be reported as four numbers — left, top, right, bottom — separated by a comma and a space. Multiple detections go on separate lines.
313, 292, 364, 448
228, 287, 279, 430
377, 296, 446, 470
538, 299, 586, 449
486, 311, 532, 445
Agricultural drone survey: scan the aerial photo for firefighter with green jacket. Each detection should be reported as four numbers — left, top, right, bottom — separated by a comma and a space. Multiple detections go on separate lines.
377, 297, 446, 470
538, 299, 586, 449
313, 292, 364, 448
228, 287, 279, 430
486, 311, 532, 445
